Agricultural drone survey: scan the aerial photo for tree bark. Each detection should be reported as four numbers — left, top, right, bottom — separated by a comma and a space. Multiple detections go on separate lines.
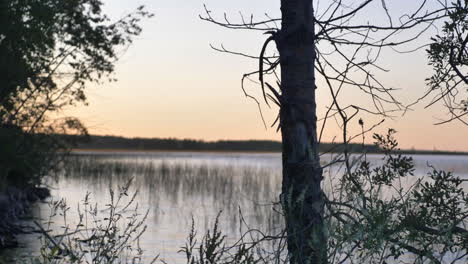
277, 1, 327, 263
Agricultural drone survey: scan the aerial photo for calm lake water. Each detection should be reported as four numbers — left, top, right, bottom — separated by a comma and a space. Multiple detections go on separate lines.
4, 151, 468, 263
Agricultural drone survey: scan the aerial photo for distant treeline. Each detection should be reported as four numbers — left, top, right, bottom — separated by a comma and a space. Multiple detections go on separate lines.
73, 135, 376, 152
70, 135, 468, 155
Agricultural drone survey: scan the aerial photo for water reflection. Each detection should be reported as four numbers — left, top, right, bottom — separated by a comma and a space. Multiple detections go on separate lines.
4, 152, 468, 263
47, 152, 284, 262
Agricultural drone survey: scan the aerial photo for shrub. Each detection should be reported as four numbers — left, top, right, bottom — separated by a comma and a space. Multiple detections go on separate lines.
33, 179, 158, 264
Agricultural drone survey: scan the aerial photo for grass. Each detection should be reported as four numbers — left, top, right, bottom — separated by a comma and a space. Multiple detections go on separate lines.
62, 155, 283, 227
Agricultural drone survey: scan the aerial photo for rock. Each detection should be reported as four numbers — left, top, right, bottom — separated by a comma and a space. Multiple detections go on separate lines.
25, 187, 50, 202
0, 186, 50, 250
33, 187, 51, 200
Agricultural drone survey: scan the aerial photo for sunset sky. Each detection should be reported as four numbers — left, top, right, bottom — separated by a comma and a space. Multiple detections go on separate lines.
64, 0, 468, 151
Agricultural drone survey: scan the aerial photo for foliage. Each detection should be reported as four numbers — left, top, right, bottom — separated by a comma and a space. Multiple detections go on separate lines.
0, 0, 152, 189
31, 196, 259, 264
180, 213, 259, 264
327, 129, 468, 263
32, 179, 158, 264
0, 0, 152, 123
426, 0, 468, 124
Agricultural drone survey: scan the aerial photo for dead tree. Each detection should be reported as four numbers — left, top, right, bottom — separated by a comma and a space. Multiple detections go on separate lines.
201, 1, 449, 263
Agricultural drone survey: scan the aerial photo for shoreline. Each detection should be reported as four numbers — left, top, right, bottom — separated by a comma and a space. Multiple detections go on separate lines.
71, 148, 468, 156
71, 148, 281, 154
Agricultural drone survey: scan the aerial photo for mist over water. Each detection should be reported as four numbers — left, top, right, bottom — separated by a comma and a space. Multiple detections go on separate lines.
5, 152, 468, 263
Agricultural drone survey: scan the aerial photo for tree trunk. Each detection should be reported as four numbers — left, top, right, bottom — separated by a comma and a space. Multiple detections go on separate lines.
277, 1, 327, 263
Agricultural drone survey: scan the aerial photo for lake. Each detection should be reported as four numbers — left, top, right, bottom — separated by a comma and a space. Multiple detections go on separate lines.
4, 151, 468, 263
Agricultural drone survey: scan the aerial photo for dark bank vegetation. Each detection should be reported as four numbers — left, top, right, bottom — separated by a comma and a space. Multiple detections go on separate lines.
0, 0, 151, 249
0, 0, 151, 189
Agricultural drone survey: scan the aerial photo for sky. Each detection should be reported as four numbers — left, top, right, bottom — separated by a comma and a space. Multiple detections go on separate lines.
63, 0, 468, 151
